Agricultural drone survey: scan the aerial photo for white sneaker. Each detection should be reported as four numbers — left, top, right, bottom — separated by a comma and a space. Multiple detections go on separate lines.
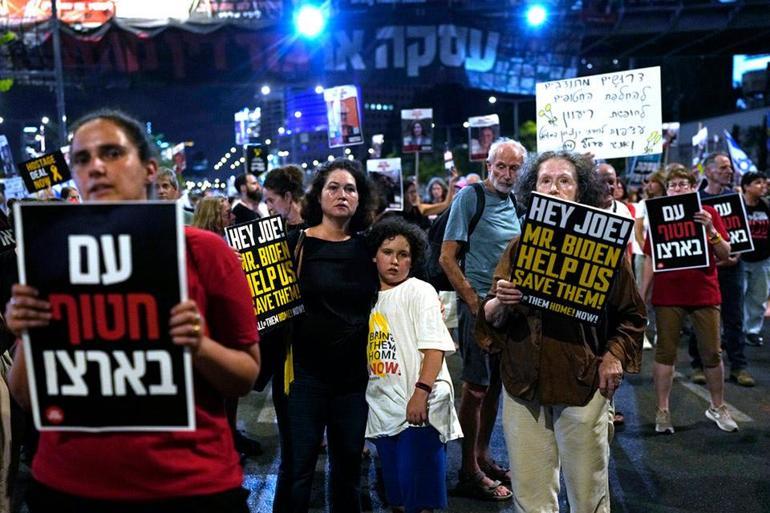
705, 404, 739, 432
655, 409, 674, 434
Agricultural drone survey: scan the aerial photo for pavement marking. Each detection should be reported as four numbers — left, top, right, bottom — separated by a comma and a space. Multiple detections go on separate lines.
673, 372, 754, 422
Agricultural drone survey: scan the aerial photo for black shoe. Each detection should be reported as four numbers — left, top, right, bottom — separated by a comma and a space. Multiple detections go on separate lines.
746, 334, 764, 347
235, 431, 263, 458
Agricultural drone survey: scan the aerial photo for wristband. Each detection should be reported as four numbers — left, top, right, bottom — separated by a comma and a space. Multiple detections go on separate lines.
415, 382, 432, 393
708, 233, 722, 245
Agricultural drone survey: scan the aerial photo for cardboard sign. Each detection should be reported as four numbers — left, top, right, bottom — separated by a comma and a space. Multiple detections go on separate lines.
401, 109, 433, 153
701, 193, 753, 254
646, 193, 709, 272
244, 144, 268, 176
17, 150, 72, 193
511, 193, 633, 326
324, 85, 364, 148
468, 114, 499, 162
225, 216, 304, 333
536, 66, 663, 159
15, 202, 194, 432
366, 158, 403, 212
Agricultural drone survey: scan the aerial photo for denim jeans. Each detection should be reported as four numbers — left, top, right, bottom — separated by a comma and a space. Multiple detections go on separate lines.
742, 258, 770, 335
273, 363, 368, 513
689, 261, 747, 371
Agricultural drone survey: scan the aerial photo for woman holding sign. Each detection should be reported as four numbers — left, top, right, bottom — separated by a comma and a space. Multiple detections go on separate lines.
274, 158, 378, 513
476, 151, 645, 513
5, 110, 260, 513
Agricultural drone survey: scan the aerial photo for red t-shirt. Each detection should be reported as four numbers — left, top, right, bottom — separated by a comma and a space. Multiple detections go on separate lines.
32, 227, 259, 500
643, 205, 728, 307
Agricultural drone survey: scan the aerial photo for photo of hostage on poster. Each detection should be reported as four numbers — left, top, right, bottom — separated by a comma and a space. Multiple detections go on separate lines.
225, 215, 304, 334
366, 158, 403, 212
700, 193, 753, 254
324, 85, 363, 148
468, 114, 500, 162
15, 202, 194, 432
510, 193, 633, 326
646, 192, 710, 272
401, 109, 433, 153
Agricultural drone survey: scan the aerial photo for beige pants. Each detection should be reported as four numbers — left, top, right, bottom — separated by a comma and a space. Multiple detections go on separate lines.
502, 390, 610, 513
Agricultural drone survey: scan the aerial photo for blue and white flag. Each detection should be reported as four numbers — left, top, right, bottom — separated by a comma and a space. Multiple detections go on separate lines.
724, 129, 758, 175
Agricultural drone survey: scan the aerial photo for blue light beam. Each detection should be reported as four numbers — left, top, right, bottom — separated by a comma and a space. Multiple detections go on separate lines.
294, 5, 326, 38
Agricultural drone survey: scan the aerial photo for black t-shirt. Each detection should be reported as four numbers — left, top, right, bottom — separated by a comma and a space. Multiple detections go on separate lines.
743, 199, 770, 262
232, 203, 259, 226
288, 232, 377, 388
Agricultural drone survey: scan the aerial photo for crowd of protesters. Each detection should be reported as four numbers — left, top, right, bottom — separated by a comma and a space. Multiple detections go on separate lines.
0, 108, 766, 513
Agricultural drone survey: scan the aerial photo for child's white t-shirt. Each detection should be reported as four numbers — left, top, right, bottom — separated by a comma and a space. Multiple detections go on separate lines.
365, 278, 462, 443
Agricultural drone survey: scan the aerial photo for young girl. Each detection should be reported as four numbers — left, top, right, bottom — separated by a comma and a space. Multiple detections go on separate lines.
365, 217, 462, 513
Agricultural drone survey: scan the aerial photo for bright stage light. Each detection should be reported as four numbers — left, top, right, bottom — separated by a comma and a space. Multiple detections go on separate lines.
526, 4, 547, 27
295, 5, 326, 38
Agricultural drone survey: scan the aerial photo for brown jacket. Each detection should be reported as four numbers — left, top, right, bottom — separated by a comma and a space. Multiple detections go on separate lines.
475, 237, 645, 407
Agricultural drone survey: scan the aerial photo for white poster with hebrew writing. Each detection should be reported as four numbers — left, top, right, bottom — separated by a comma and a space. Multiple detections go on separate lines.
536, 67, 662, 160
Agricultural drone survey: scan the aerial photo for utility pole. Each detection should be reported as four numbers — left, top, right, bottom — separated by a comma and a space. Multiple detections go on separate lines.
51, 0, 67, 148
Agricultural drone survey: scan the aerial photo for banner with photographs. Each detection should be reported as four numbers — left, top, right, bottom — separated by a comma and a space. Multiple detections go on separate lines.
225, 216, 304, 334
401, 109, 433, 154
17, 151, 72, 193
15, 202, 193, 431
0, 136, 15, 178
510, 193, 633, 326
244, 144, 268, 176
468, 114, 500, 162
324, 85, 364, 148
536, 66, 662, 160
366, 158, 403, 212
646, 193, 709, 272
701, 194, 753, 254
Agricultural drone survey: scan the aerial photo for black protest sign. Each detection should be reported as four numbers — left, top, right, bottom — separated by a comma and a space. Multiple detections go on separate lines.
16, 202, 194, 432
17, 150, 71, 193
244, 144, 268, 175
701, 193, 753, 254
511, 193, 633, 326
646, 193, 708, 272
225, 215, 304, 334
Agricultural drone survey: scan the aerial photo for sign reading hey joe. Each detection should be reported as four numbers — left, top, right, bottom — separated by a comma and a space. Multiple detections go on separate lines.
511, 193, 633, 326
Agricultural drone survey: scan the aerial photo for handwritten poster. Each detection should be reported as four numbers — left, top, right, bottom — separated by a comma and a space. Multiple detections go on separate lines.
510, 193, 633, 326
536, 66, 662, 159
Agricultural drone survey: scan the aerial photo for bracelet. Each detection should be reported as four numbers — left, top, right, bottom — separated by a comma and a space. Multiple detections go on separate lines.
415, 382, 432, 393
708, 233, 722, 245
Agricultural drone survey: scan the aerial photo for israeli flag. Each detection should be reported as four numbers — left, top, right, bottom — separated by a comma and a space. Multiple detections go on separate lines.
723, 129, 758, 175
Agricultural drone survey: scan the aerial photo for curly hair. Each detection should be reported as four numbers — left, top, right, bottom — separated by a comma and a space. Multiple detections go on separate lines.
192, 197, 227, 236
515, 151, 605, 209
263, 165, 305, 201
69, 109, 157, 164
302, 158, 376, 233
366, 216, 427, 274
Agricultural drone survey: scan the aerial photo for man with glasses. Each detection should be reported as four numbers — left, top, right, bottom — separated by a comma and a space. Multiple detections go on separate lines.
439, 139, 525, 501
641, 167, 739, 433
687, 153, 754, 387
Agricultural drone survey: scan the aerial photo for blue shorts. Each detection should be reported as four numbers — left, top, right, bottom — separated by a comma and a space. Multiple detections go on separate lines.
372, 427, 447, 513
457, 299, 500, 387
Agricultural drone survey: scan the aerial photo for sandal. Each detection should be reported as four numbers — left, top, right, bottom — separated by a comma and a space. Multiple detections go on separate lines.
451, 471, 512, 502
479, 459, 512, 486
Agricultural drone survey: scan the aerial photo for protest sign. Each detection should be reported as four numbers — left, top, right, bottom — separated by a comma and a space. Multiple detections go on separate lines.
324, 85, 364, 148
536, 66, 662, 159
366, 158, 403, 211
401, 109, 433, 153
1, 176, 26, 201
244, 144, 268, 175
468, 114, 499, 161
510, 193, 633, 326
17, 150, 72, 193
225, 215, 304, 333
0, 135, 15, 177
701, 193, 753, 254
625, 153, 662, 186
15, 202, 193, 432
646, 193, 708, 272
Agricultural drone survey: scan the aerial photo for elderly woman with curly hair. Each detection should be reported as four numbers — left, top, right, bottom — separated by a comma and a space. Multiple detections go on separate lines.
476, 151, 645, 513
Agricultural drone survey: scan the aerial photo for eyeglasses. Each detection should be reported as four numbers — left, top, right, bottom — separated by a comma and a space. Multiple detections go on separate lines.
667, 181, 691, 190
